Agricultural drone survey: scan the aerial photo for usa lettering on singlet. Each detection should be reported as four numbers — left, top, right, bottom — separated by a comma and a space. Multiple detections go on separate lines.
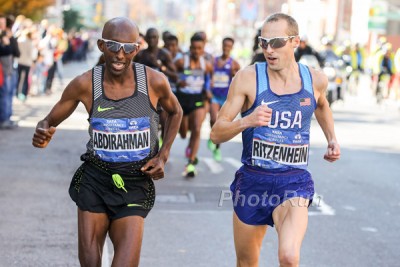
241, 62, 316, 171
92, 117, 151, 162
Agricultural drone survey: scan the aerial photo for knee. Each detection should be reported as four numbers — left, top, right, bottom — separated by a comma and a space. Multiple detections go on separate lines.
236, 251, 259, 267
78, 241, 102, 267
279, 248, 300, 267
236, 257, 259, 267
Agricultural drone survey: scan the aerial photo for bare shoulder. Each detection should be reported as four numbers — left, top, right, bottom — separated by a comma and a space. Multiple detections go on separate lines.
228, 65, 256, 109
74, 69, 92, 88
145, 66, 169, 94
308, 67, 328, 93
232, 64, 256, 86
160, 48, 172, 58
64, 69, 92, 98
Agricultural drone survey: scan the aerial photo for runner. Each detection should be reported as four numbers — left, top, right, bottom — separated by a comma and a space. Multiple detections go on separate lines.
211, 13, 340, 266
32, 17, 182, 266
134, 27, 178, 146
208, 37, 240, 161
175, 33, 213, 177
164, 34, 183, 94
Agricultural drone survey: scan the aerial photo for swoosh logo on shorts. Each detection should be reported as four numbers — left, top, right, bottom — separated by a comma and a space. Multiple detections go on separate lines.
127, 204, 143, 207
261, 100, 280, 106
97, 105, 115, 112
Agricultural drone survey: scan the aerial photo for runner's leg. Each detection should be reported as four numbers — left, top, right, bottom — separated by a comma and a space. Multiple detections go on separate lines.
233, 212, 267, 267
109, 215, 145, 267
179, 115, 188, 139
188, 107, 204, 162
77, 209, 110, 266
272, 197, 309, 267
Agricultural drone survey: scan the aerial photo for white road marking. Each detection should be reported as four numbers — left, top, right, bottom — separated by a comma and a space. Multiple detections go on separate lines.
361, 227, 378, 233
224, 157, 243, 169
200, 157, 224, 174
343, 205, 357, 211
309, 193, 335, 216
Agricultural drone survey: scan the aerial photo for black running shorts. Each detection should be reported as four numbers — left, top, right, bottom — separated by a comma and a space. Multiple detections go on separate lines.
176, 92, 204, 115
69, 162, 155, 220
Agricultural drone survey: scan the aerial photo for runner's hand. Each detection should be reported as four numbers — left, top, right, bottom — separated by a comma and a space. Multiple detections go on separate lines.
244, 104, 272, 127
324, 141, 340, 162
32, 120, 56, 148
141, 157, 165, 180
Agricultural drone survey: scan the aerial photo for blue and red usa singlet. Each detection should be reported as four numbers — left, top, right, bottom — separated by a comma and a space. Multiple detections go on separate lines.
241, 62, 317, 171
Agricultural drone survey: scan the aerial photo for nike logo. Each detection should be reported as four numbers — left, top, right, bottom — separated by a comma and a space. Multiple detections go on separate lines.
97, 106, 114, 112
127, 204, 143, 207
261, 100, 280, 106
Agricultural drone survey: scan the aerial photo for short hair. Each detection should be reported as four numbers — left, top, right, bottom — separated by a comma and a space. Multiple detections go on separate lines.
190, 33, 205, 43
145, 27, 158, 37
263, 13, 299, 36
223, 37, 234, 45
6, 15, 15, 28
166, 34, 178, 43
162, 30, 171, 40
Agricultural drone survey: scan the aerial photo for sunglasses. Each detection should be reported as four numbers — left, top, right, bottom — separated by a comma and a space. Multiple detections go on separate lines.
100, 38, 139, 54
258, 36, 297, 49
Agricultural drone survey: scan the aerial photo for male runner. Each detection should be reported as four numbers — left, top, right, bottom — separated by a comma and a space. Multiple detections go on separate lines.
164, 34, 183, 93
32, 17, 182, 266
134, 28, 177, 79
211, 13, 340, 266
175, 34, 213, 177
208, 37, 240, 161
134, 27, 178, 146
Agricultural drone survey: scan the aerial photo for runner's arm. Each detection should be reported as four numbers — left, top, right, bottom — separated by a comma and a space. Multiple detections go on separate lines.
210, 67, 271, 144
151, 72, 183, 162
312, 69, 340, 161
140, 71, 182, 179
232, 59, 241, 77
32, 71, 91, 148
161, 49, 178, 82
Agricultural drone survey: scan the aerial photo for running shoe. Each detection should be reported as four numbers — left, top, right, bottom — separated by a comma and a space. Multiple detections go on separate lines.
207, 139, 216, 151
185, 147, 198, 165
183, 163, 197, 178
213, 148, 222, 162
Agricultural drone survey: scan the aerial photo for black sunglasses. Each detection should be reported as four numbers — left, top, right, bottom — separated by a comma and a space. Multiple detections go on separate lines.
258, 36, 297, 49
100, 38, 139, 54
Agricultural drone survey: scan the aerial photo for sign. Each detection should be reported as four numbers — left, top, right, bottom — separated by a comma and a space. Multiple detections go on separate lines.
368, 0, 388, 32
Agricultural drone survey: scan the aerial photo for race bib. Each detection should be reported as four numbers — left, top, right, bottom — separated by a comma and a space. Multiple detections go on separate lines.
213, 71, 230, 88
180, 70, 204, 94
91, 117, 151, 162
252, 139, 309, 167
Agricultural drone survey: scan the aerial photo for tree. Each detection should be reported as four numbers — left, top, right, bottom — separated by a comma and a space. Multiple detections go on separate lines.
62, 9, 84, 32
0, 0, 54, 20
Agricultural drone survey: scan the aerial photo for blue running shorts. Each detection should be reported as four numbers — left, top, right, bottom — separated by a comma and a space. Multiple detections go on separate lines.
230, 165, 314, 226
211, 95, 227, 107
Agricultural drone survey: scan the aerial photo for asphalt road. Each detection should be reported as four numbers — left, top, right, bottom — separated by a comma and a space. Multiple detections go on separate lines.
0, 58, 399, 266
